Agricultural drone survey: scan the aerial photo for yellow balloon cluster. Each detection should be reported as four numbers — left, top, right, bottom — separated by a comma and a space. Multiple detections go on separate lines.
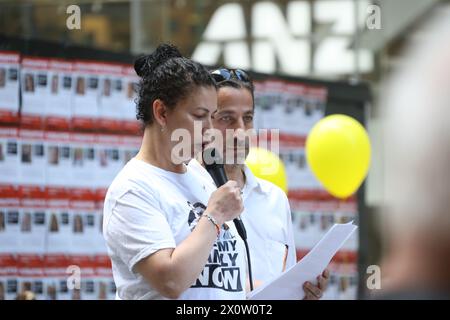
306, 115, 371, 199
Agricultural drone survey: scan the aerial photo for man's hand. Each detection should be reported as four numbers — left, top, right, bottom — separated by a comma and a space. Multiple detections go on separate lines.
303, 269, 330, 300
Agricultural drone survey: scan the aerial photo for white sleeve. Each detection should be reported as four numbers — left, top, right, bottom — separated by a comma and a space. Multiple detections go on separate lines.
284, 195, 297, 269
104, 188, 176, 274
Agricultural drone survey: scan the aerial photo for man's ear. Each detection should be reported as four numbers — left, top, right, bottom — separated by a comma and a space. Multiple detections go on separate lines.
152, 99, 168, 127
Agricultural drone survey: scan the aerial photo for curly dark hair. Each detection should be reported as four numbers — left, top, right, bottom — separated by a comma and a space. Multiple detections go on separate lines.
134, 43, 217, 126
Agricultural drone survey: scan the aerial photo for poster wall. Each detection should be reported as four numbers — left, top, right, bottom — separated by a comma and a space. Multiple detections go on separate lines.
254, 78, 359, 299
0, 53, 140, 300
0, 53, 360, 300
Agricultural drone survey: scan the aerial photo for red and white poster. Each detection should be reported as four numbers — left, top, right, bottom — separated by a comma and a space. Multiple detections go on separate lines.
46, 188, 72, 255
0, 254, 18, 300
21, 57, 50, 129
18, 186, 47, 255
18, 129, 46, 185
0, 127, 19, 185
120, 135, 140, 167
96, 134, 123, 188
72, 61, 100, 130
45, 131, 72, 187
17, 254, 45, 300
0, 185, 21, 255
254, 80, 286, 131
69, 189, 98, 255
95, 255, 114, 300
68, 255, 96, 300
98, 63, 124, 132
0, 51, 20, 125
277, 134, 321, 190
45, 59, 73, 130
70, 133, 97, 188
43, 255, 71, 300
254, 80, 327, 136
121, 65, 140, 134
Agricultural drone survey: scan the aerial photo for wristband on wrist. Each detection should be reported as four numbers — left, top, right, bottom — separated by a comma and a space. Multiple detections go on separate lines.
203, 214, 220, 237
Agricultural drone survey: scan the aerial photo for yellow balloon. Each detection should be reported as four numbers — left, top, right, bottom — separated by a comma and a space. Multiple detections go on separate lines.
245, 147, 288, 193
306, 115, 371, 199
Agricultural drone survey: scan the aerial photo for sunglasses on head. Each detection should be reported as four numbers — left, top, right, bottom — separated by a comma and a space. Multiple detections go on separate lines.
211, 68, 250, 83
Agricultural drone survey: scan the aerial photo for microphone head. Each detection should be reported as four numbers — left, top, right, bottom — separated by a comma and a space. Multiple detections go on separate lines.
202, 148, 223, 170
202, 148, 228, 187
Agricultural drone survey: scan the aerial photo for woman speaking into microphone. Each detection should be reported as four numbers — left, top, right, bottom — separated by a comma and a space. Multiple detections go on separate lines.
102, 44, 246, 300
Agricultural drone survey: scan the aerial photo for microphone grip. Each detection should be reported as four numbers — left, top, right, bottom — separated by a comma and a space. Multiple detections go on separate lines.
209, 172, 247, 240
208, 170, 228, 188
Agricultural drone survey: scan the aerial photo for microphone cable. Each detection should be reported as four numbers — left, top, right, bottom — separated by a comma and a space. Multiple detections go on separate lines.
203, 148, 254, 291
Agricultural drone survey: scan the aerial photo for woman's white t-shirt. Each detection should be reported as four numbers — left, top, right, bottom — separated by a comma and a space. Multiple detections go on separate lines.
103, 158, 247, 300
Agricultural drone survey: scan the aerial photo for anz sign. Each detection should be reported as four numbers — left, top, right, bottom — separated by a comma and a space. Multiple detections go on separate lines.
193, 0, 375, 77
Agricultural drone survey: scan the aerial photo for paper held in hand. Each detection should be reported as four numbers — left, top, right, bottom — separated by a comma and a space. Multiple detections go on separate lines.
247, 221, 358, 300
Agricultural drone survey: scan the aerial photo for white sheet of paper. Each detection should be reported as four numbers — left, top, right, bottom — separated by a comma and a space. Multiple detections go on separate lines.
248, 221, 357, 300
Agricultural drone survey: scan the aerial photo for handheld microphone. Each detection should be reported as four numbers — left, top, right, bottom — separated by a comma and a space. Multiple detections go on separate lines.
202, 148, 247, 240
202, 148, 253, 291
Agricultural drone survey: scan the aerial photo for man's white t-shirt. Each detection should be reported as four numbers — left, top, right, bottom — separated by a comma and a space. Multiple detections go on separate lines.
103, 158, 247, 300
189, 159, 297, 286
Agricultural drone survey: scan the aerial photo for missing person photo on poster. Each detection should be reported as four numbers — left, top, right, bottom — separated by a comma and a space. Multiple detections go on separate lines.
0, 209, 20, 255
0, 263, 18, 300
46, 198, 72, 255
70, 133, 96, 188
98, 63, 124, 129
18, 130, 46, 185
45, 131, 72, 187
121, 66, 139, 126
72, 62, 100, 129
0, 52, 20, 122
18, 210, 46, 255
21, 58, 50, 127
45, 60, 73, 129
0, 128, 19, 185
